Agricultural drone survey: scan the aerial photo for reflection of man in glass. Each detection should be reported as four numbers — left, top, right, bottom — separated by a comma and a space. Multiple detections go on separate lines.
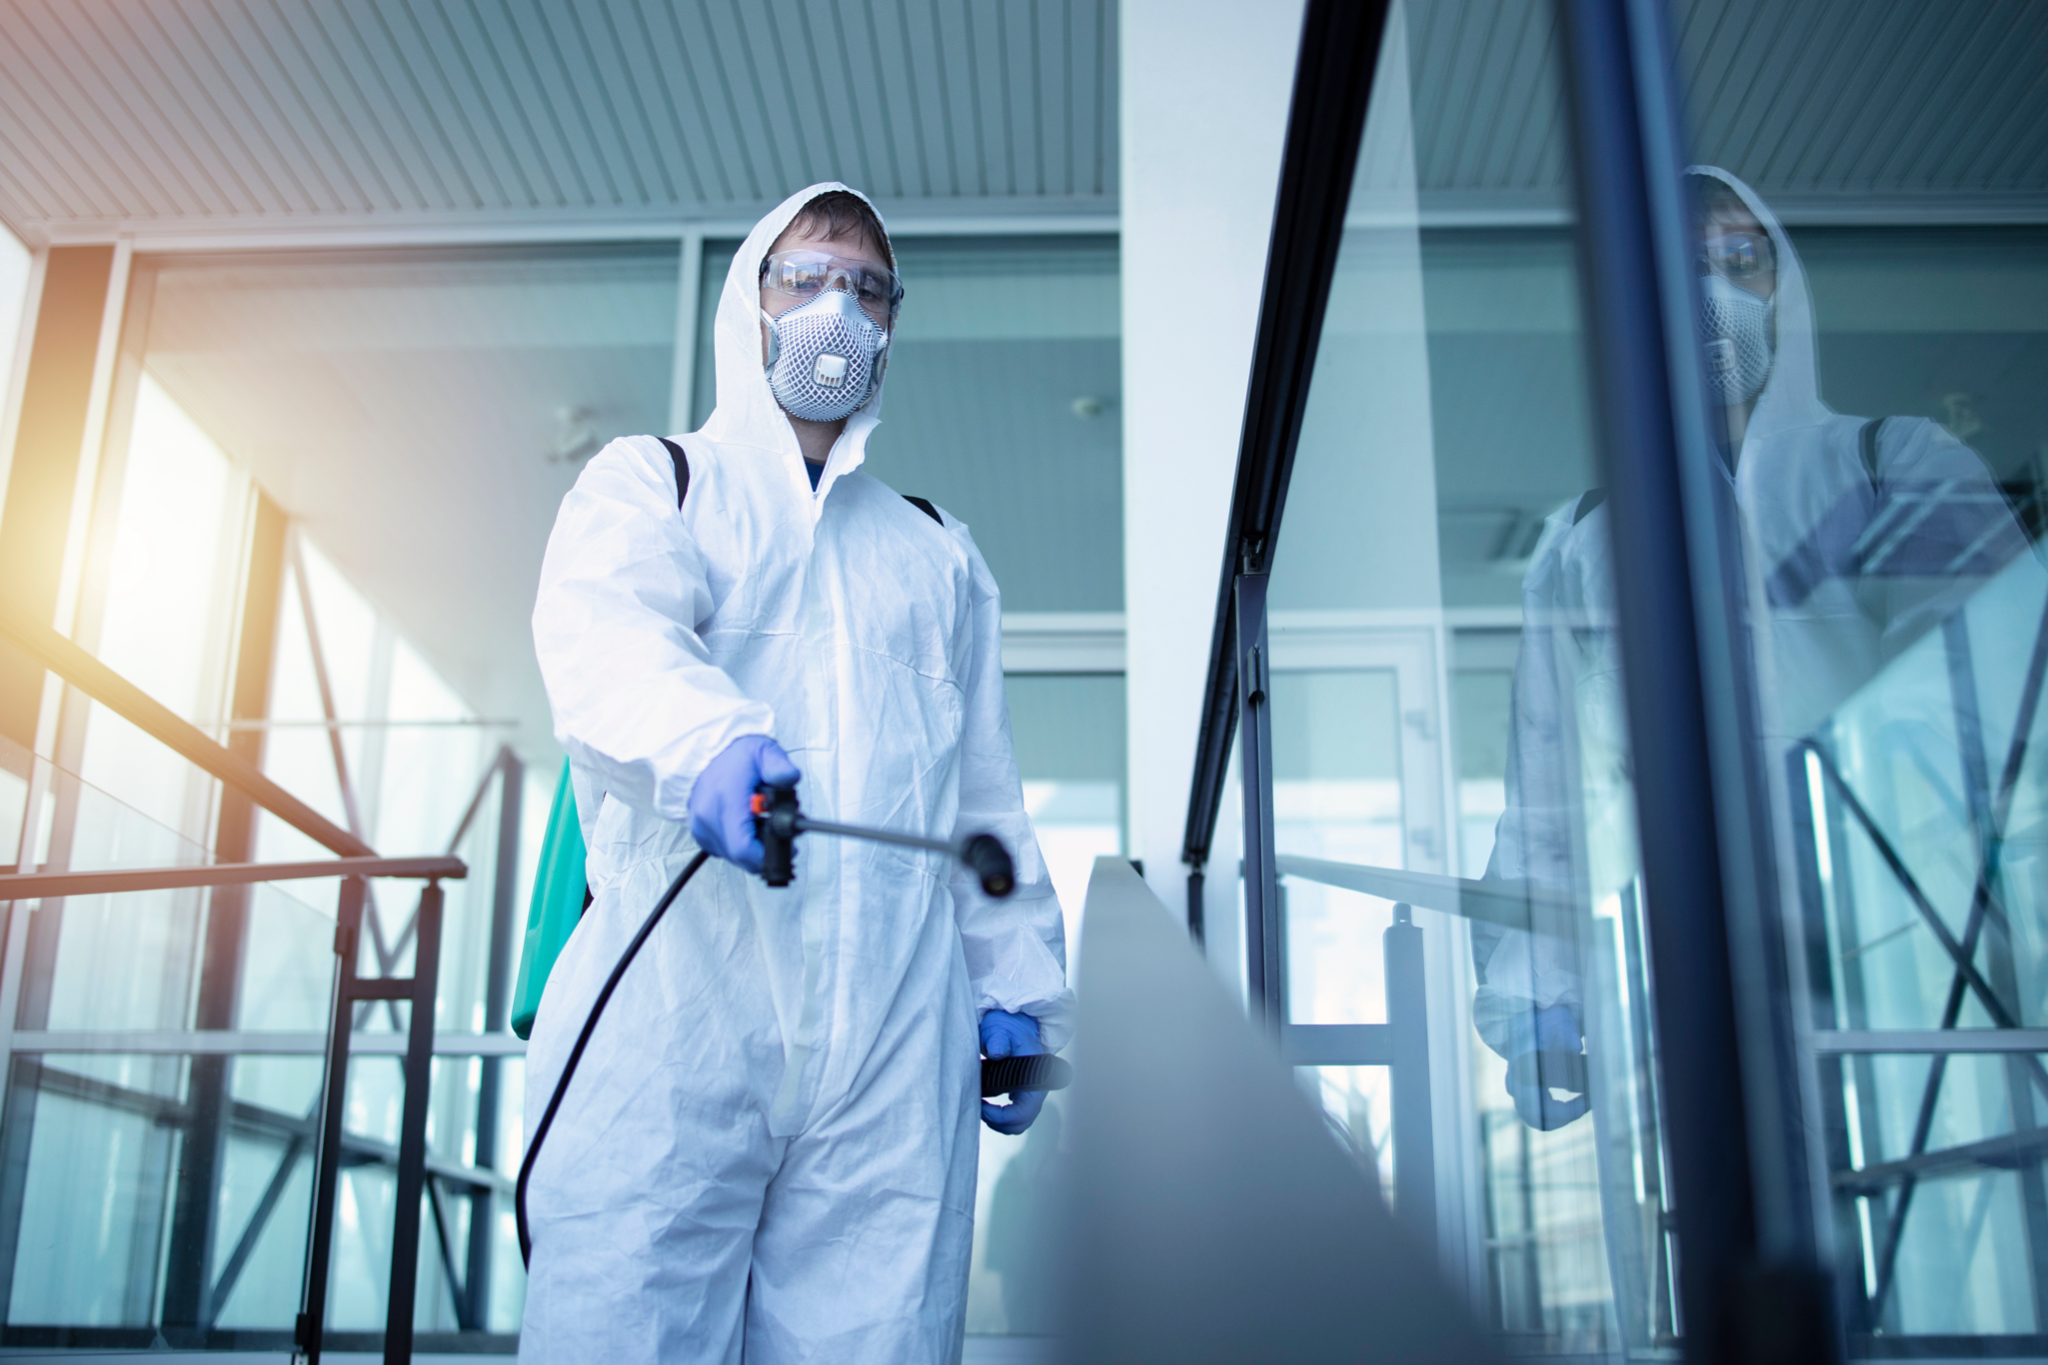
1473, 167, 2032, 1130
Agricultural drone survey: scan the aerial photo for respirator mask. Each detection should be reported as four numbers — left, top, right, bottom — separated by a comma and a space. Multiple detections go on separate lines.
760, 249, 900, 423
1695, 228, 1776, 406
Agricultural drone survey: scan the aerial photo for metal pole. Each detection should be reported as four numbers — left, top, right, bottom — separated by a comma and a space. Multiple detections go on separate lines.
1555, 1, 1837, 1358
1385, 903, 1436, 1258
1940, 616, 2048, 1324
298, 876, 366, 1365
669, 230, 705, 435
1236, 571, 1280, 1032
792, 816, 956, 856
161, 495, 285, 1338
1556, 5, 1753, 1352
465, 751, 523, 1331
1790, 748, 1873, 1334
385, 880, 444, 1365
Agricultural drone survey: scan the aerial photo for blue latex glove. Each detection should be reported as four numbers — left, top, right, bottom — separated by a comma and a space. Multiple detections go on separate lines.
1504, 1003, 1590, 1131
980, 1010, 1047, 1135
688, 735, 801, 874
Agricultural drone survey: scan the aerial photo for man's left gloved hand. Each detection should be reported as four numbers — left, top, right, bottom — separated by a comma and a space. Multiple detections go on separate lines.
980, 1010, 1046, 1135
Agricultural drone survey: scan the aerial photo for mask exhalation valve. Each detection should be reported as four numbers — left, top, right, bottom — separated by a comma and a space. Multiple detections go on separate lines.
762, 287, 890, 421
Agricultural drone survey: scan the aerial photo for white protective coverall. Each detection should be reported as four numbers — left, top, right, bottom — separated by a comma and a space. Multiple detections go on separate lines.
521, 183, 1072, 1363
1472, 167, 2032, 1059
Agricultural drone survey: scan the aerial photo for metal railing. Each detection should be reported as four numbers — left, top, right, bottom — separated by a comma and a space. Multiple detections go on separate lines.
1270, 853, 1606, 1267
303, 872, 454, 1365
0, 594, 488, 1363
1269, 884, 1437, 1258
1793, 599, 2048, 1335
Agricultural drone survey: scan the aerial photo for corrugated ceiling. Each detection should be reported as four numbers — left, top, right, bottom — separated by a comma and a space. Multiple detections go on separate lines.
3, 0, 2044, 243
0, 0, 1117, 242
1395, 0, 2048, 219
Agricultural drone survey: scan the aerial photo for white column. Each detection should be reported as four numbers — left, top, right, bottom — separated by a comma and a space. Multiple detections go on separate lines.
1120, 0, 1305, 971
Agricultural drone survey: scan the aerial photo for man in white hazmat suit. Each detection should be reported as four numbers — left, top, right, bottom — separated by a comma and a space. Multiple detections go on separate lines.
521, 183, 1072, 1361
1473, 167, 2032, 1131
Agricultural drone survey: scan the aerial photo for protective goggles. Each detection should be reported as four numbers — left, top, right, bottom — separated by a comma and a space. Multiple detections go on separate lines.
760, 250, 903, 323
1697, 230, 1774, 283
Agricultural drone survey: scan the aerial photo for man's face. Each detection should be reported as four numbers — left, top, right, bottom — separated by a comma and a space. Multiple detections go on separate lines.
758, 224, 895, 367
1698, 200, 1777, 302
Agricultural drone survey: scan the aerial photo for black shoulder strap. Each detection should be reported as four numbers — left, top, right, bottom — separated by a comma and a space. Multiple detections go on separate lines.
903, 495, 942, 526
1573, 487, 1608, 525
657, 437, 690, 508
1859, 418, 1885, 490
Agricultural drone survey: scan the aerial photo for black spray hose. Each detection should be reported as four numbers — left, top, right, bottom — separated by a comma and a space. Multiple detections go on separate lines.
516, 791, 1055, 1269
516, 849, 709, 1268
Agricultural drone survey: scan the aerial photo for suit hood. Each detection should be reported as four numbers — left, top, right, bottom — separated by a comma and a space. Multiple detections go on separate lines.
697, 182, 898, 501
1687, 165, 1831, 444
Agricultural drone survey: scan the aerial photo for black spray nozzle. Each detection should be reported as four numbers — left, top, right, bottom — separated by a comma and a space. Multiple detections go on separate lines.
751, 783, 1016, 898
958, 832, 1015, 898
752, 782, 800, 887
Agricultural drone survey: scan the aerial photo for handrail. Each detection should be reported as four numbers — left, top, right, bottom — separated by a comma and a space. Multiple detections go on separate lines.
1180, 0, 1392, 883
1275, 854, 1581, 941
10, 1029, 525, 1057
0, 593, 373, 858
1812, 1030, 2048, 1055
0, 855, 465, 900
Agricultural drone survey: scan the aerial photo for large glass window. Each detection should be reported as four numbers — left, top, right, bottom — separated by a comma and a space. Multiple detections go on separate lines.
696, 233, 1124, 612
0, 225, 1121, 1346
0, 242, 668, 1343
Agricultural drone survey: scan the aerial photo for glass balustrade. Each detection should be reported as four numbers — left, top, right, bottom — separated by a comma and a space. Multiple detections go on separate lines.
0, 720, 526, 1345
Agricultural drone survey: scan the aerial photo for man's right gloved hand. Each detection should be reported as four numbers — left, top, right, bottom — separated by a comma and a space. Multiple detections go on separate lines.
980, 1010, 1048, 1136
688, 735, 801, 874
1504, 1003, 1590, 1131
